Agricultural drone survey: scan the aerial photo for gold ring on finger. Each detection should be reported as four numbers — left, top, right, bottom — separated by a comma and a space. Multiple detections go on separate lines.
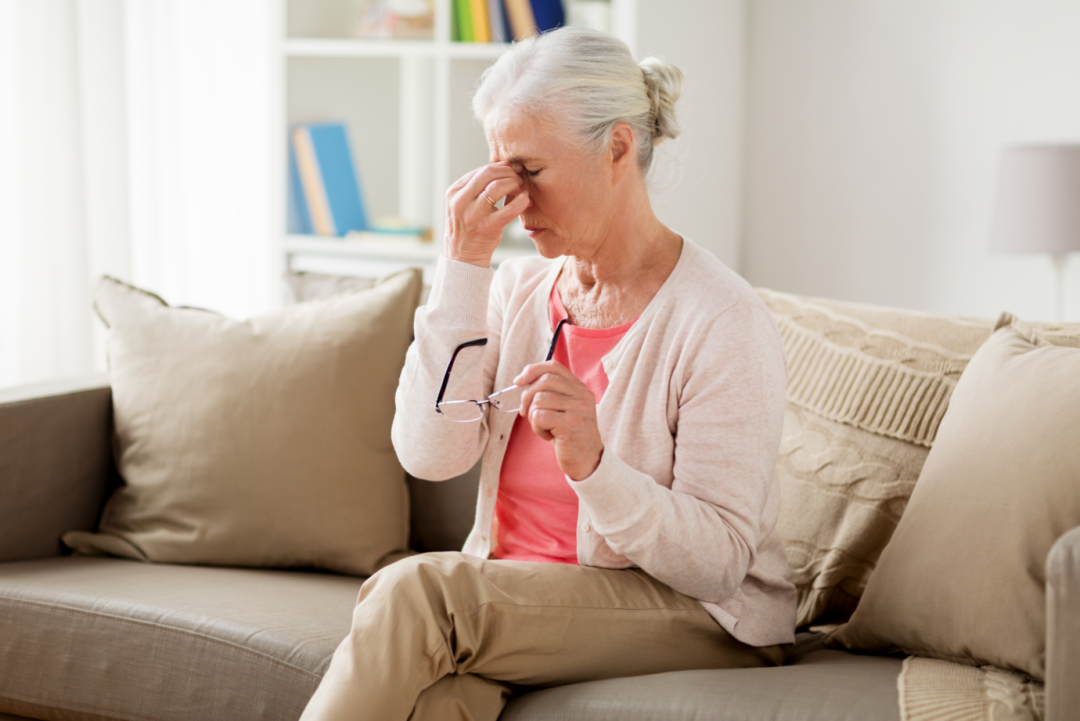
481, 191, 498, 209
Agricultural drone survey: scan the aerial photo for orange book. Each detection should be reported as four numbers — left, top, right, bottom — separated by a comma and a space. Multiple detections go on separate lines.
503, 0, 537, 41
469, 0, 491, 42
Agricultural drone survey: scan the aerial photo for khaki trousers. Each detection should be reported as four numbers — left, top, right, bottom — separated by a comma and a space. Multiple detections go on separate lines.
299, 552, 782, 721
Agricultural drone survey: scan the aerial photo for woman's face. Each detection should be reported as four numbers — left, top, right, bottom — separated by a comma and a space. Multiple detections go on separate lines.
484, 106, 619, 259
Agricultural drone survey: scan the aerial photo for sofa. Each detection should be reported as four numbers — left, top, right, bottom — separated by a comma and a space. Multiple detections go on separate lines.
1, 282, 1077, 721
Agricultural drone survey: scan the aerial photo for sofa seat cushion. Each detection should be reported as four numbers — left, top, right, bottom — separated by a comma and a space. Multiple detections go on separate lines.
0, 558, 902, 721
0, 556, 360, 721
503, 643, 902, 721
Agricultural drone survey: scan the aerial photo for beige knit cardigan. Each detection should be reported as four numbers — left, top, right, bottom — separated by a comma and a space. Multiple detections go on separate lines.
391, 238, 797, 647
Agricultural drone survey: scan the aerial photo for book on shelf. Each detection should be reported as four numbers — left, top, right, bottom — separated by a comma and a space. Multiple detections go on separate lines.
486, 0, 509, 43
454, 0, 474, 42
529, 0, 566, 35
287, 143, 312, 235
470, 0, 491, 42
505, 0, 564, 41
503, 0, 535, 41
454, 0, 564, 43
291, 122, 369, 237
288, 121, 431, 241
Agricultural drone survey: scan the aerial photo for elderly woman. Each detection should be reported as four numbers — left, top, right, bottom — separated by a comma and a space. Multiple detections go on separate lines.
301, 26, 795, 721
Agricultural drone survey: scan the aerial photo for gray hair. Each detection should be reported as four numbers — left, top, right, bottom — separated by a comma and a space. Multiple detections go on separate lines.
472, 26, 683, 173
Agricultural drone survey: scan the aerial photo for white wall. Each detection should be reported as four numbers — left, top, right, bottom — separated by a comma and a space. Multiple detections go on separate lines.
742, 0, 1080, 321
637, 0, 745, 270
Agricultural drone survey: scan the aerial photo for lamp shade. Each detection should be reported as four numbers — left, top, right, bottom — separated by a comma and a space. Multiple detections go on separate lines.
989, 144, 1080, 255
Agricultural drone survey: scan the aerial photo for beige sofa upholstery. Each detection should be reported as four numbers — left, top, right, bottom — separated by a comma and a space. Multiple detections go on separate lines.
0, 376, 906, 721
0, 557, 353, 721
0, 557, 905, 721
2, 290, 1078, 720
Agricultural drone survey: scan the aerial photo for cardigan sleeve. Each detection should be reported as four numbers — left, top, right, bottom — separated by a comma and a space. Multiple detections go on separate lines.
569, 300, 789, 604
390, 255, 504, 481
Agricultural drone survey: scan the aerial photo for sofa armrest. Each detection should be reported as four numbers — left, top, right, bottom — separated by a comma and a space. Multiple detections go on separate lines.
1047, 525, 1080, 721
0, 375, 113, 563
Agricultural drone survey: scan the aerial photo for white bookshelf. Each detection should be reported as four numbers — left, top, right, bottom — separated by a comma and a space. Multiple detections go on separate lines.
284, 38, 510, 60
284, 234, 536, 264
275, 0, 638, 290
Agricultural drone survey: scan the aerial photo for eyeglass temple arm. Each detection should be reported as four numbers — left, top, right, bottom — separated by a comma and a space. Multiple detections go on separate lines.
545, 319, 570, 361
435, 320, 566, 411
435, 337, 489, 410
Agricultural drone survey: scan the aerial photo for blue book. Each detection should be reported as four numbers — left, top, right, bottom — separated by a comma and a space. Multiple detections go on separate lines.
287, 140, 311, 234
529, 0, 564, 33
291, 122, 369, 236
500, 3, 513, 43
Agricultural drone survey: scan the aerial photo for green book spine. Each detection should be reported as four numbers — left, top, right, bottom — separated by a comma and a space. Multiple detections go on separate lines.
456, 0, 474, 42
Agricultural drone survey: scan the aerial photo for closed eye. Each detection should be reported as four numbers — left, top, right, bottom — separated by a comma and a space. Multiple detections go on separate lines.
525, 168, 541, 177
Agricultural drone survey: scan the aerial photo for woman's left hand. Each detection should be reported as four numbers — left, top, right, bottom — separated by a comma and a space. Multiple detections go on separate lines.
514, 362, 604, 481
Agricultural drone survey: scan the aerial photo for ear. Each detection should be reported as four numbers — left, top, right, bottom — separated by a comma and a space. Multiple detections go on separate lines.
608, 122, 636, 183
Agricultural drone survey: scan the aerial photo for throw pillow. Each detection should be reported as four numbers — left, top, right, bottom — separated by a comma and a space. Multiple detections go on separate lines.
62, 269, 422, 576
285, 270, 432, 306
758, 289, 994, 627
285, 270, 376, 304
827, 315, 1080, 679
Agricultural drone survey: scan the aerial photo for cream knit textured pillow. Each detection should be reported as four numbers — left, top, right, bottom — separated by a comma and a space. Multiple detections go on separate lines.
828, 315, 1080, 679
63, 270, 422, 576
758, 289, 995, 627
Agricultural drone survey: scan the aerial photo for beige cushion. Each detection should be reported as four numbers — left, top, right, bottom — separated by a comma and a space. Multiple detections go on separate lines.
774, 404, 932, 625
829, 316, 1080, 680
0, 559, 903, 721
285, 270, 377, 304
63, 270, 422, 576
285, 270, 432, 306
502, 636, 903, 721
758, 289, 995, 627
0, 556, 359, 721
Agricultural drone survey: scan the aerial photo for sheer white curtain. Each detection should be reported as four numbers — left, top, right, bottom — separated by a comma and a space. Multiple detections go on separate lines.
125, 0, 277, 322
0, 0, 96, 387
0, 0, 277, 389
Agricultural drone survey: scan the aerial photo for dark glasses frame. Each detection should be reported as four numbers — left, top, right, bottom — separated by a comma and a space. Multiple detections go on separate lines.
434, 318, 570, 418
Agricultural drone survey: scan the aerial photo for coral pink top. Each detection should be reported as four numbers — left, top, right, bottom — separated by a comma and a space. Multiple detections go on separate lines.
492, 284, 637, 564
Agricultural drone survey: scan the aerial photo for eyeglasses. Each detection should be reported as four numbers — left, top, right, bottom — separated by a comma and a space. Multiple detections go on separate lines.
435, 318, 570, 423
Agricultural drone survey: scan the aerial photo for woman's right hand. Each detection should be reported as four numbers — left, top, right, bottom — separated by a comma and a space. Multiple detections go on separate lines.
444, 162, 531, 267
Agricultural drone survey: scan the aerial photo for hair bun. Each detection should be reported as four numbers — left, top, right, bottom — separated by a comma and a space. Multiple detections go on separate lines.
639, 57, 683, 145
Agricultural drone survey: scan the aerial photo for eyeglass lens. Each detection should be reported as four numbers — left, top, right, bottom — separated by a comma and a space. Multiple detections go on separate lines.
436, 400, 484, 423
436, 385, 523, 423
